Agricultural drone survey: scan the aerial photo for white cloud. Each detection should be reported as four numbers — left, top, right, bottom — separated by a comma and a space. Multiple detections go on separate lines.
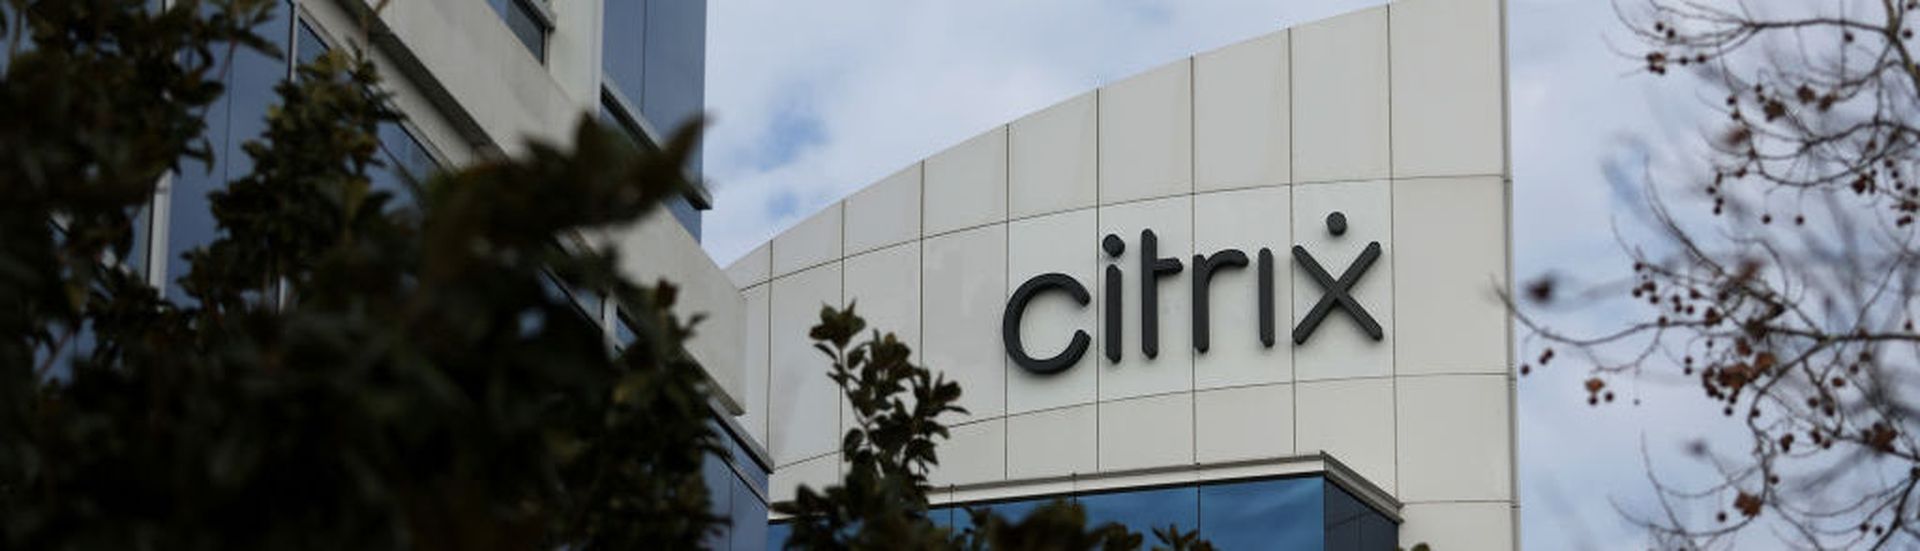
702, 0, 1380, 265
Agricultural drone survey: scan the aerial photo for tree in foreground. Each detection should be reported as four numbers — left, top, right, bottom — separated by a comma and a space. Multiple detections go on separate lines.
0, 1, 1216, 549
1522, 0, 1920, 548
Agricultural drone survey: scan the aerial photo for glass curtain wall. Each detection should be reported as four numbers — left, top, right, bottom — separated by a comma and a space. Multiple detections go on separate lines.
601, 0, 706, 241
165, 0, 290, 301
161, 2, 441, 301
486, 0, 548, 63
770, 476, 1396, 551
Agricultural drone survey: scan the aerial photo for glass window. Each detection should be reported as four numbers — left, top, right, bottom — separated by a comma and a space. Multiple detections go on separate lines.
765, 522, 790, 551
487, 0, 547, 62
378, 121, 438, 188
296, 18, 437, 201
950, 497, 1055, 534
666, 194, 701, 241
701, 448, 735, 549
166, 1, 289, 301
128, 201, 152, 279
730, 472, 769, 551
929, 475, 1396, 550
640, 0, 705, 175
599, 97, 704, 241
1322, 481, 1395, 551
612, 314, 636, 350
601, 0, 646, 105
1080, 486, 1199, 537
1, 3, 16, 75
295, 18, 326, 65
1200, 477, 1322, 550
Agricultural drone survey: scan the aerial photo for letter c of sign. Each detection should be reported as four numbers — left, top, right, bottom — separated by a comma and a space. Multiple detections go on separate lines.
1002, 273, 1092, 375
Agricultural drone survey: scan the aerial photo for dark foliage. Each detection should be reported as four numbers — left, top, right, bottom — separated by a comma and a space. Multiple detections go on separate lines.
1, 1, 717, 549
0, 2, 1232, 550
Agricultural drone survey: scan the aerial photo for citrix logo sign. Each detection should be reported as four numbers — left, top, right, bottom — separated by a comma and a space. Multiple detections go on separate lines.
1001, 212, 1384, 375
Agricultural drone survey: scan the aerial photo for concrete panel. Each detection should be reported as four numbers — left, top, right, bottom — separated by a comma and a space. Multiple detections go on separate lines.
1099, 59, 1193, 204
741, 286, 771, 447
1291, 181, 1393, 381
769, 263, 843, 465
770, 453, 840, 504
1008, 404, 1098, 479
1196, 384, 1294, 463
929, 418, 1007, 487
922, 224, 1009, 421
1007, 208, 1099, 414
1098, 197, 1194, 400
604, 207, 747, 414
1399, 502, 1515, 551
1392, 177, 1508, 375
772, 202, 843, 277
1098, 392, 1195, 471
371, 0, 582, 152
1397, 374, 1512, 502
1196, 31, 1290, 192
1391, 0, 1505, 178
1291, 7, 1389, 183
1193, 187, 1293, 389
1296, 377, 1395, 493
1011, 92, 1098, 218
845, 164, 923, 255
726, 242, 772, 290
844, 243, 922, 359
925, 127, 1009, 235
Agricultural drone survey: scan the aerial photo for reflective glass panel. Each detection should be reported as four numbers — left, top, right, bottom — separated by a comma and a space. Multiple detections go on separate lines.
1081, 486, 1199, 538
600, 97, 702, 240
730, 472, 769, 551
487, 0, 546, 62
950, 497, 1056, 534
641, 0, 704, 175
601, 0, 645, 105
167, 1, 289, 301
701, 445, 734, 549
666, 193, 701, 241
765, 522, 790, 551
1323, 481, 1395, 551
1200, 477, 1323, 550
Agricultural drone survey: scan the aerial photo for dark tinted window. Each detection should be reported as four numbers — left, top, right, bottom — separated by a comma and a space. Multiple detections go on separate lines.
730, 475, 769, 551
1323, 481, 1396, 551
640, 0, 704, 145
297, 19, 437, 200
908, 476, 1394, 550
1081, 486, 1199, 536
702, 448, 735, 549
765, 523, 790, 551
487, 0, 547, 62
601, 0, 646, 104
949, 497, 1055, 534
1200, 477, 1322, 549
167, 1, 289, 301
666, 194, 702, 240
600, 97, 703, 241
1, 3, 15, 75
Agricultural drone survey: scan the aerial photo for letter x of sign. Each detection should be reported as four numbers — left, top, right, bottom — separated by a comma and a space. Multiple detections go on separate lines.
1291, 212, 1384, 345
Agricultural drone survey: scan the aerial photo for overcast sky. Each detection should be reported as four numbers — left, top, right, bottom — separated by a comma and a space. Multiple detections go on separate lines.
702, 0, 1730, 548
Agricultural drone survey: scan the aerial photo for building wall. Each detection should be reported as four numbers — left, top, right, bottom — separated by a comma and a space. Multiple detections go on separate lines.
726, 0, 1515, 548
300, 0, 747, 413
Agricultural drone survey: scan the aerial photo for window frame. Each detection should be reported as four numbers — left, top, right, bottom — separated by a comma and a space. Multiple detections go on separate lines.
489, 0, 554, 64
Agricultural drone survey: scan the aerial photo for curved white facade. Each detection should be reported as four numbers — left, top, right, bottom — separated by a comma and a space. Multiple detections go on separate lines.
726, 0, 1513, 547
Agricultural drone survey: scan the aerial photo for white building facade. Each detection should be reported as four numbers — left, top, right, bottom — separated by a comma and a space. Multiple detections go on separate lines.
724, 0, 1516, 548
177, 0, 1516, 548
